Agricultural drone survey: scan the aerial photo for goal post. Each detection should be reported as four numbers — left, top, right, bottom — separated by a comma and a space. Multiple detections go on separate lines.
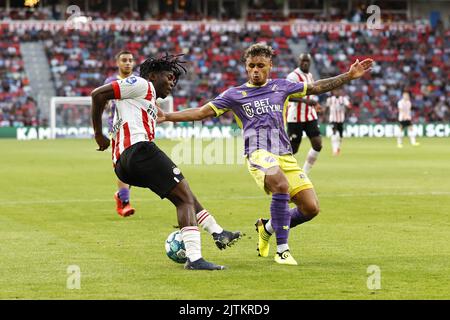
49, 95, 174, 139
50, 96, 91, 139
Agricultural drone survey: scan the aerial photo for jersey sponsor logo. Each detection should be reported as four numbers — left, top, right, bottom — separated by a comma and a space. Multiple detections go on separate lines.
242, 103, 254, 117
125, 76, 137, 84
241, 98, 282, 118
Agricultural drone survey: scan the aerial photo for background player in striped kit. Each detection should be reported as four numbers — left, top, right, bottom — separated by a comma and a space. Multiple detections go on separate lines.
397, 91, 420, 148
92, 54, 241, 270
286, 53, 322, 174
325, 89, 351, 156
104, 50, 137, 217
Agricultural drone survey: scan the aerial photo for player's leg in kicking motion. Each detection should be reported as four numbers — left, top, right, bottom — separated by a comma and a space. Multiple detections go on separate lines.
114, 179, 135, 217
256, 188, 319, 264
193, 197, 242, 250
256, 166, 298, 265
166, 181, 225, 270
254, 152, 318, 265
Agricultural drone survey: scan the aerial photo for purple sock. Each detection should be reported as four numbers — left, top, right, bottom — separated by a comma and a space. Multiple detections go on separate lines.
270, 193, 291, 246
118, 187, 130, 204
289, 207, 312, 228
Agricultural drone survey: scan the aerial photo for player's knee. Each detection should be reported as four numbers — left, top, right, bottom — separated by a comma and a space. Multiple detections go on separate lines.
168, 182, 195, 207
303, 202, 320, 218
270, 180, 289, 194
312, 142, 322, 152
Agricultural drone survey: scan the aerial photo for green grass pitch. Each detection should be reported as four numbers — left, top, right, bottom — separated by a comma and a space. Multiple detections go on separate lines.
0, 137, 449, 299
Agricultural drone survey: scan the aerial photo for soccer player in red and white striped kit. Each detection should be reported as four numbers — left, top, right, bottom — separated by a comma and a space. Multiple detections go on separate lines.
286, 53, 323, 174
91, 54, 241, 270
326, 89, 351, 155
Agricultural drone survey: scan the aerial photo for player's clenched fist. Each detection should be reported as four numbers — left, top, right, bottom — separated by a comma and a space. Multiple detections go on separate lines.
95, 133, 110, 151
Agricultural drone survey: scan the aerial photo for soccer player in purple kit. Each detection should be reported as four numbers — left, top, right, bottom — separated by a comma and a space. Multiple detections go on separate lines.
159, 43, 373, 265
104, 50, 136, 217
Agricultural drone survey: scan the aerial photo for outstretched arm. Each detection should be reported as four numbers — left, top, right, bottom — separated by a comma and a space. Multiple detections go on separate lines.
307, 59, 373, 95
159, 103, 216, 123
91, 84, 115, 151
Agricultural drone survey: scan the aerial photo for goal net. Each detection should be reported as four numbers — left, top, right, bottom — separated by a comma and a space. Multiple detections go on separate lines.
49, 96, 174, 139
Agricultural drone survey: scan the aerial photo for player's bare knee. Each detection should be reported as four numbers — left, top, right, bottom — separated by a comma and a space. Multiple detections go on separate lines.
168, 182, 195, 207
267, 179, 289, 194
304, 202, 320, 218
312, 143, 322, 152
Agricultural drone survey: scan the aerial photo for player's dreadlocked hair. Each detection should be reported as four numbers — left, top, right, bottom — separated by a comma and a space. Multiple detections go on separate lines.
139, 53, 187, 84
242, 43, 275, 62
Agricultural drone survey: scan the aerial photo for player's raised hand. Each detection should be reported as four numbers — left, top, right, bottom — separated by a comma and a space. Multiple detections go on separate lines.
95, 133, 110, 151
348, 58, 373, 79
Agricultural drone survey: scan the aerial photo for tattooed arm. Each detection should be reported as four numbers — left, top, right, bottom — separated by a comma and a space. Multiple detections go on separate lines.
307, 59, 373, 95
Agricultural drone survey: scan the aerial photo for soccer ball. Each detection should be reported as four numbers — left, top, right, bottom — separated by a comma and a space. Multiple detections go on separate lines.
165, 230, 187, 264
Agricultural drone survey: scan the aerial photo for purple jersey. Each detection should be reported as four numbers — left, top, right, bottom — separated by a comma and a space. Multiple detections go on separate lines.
208, 79, 307, 156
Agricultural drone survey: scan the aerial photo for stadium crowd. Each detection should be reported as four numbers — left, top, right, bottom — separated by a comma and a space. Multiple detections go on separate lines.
0, 30, 40, 127
0, 10, 448, 127
309, 25, 450, 124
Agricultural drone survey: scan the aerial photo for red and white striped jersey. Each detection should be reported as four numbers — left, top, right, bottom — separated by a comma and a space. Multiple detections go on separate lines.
286, 68, 318, 123
110, 75, 157, 164
397, 98, 412, 121
326, 95, 350, 123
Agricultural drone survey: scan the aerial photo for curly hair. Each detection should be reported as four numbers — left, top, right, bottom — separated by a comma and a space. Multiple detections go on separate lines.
139, 53, 187, 84
242, 43, 275, 62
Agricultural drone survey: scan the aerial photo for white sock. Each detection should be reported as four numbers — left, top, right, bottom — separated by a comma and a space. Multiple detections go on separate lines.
331, 134, 340, 153
277, 243, 289, 253
196, 210, 223, 235
181, 226, 202, 262
303, 148, 320, 174
397, 130, 404, 145
408, 128, 416, 144
265, 219, 274, 234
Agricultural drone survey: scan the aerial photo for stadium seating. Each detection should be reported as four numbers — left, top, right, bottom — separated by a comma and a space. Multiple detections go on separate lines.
0, 29, 39, 127
1, 7, 448, 127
